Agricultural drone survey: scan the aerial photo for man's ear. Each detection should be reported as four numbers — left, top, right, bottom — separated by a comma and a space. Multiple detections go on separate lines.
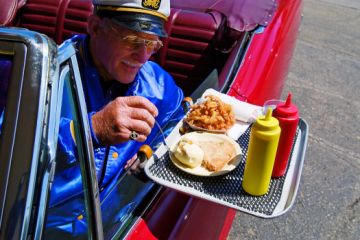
87, 14, 102, 37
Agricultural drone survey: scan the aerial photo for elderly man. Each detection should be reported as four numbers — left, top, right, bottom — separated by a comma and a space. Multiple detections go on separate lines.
46, 0, 184, 236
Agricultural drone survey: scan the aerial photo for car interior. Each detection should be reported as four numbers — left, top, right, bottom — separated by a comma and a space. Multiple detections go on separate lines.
1, 0, 247, 97
0, 0, 250, 238
1, 1, 308, 239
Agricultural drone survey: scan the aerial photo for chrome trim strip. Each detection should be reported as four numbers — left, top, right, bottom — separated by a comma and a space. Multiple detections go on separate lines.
34, 64, 66, 239
70, 55, 104, 239
21, 33, 55, 240
34, 160, 56, 239
254, 26, 265, 34
58, 40, 76, 64
219, 32, 251, 94
221, 26, 265, 96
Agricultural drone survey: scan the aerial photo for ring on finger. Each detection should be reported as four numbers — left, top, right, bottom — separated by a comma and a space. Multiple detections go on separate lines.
129, 130, 139, 140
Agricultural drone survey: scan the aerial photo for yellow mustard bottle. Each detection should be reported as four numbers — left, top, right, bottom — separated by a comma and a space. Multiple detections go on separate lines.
242, 108, 281, 196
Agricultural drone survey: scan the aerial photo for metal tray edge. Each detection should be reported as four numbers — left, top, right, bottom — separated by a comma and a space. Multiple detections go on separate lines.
269, 118, 309, 218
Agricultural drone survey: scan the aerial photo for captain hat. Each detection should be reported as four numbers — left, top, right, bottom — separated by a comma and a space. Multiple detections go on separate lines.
93, 0, 170, 37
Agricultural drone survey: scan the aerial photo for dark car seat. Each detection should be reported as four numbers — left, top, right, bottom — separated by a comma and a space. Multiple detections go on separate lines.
0, 0, 26, 26
155, 8, 225, 95
17, 0, 92, 44
9, 0, 232, 96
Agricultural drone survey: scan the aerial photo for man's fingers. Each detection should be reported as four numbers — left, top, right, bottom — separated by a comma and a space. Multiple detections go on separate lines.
127, 130, 147, 142
125, 154, 138, 169
128, 119, 153, 137
122, 96, 158, 117
92, 96, 159, 145
130, 108, 155, 128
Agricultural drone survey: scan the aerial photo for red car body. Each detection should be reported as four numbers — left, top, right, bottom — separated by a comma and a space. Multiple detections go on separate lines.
128, 0, 304, 239
0, 0, 303, 239
229, 0, 304, 105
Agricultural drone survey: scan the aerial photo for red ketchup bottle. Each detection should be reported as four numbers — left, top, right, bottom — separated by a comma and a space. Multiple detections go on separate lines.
272, 93, 299, 178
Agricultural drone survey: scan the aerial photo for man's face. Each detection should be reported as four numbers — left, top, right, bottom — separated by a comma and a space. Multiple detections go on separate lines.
89, 17, 163, 84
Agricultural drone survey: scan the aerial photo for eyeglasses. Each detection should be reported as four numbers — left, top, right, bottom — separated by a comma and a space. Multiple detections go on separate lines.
109, 24, 163, 54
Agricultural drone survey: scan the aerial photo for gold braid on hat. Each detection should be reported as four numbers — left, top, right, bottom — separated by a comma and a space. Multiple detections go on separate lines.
95, 5, 168, 21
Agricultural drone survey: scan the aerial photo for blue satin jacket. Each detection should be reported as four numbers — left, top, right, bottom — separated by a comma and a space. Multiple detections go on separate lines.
45, 35, 184, 236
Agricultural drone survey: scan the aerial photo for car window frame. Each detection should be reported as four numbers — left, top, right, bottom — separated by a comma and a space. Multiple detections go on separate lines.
0, 28, 104, 239
36, 41, 104, 239
0, 28, 57, 239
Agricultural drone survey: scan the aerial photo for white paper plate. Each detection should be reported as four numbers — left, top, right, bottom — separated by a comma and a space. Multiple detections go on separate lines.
169, 132, 242, 177
202, 89, 262, 123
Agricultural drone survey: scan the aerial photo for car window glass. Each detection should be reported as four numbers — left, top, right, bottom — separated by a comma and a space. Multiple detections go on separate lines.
0, 54, 13, 136
43, 67, 90, 239
100, 171, 155, 238
99, 110, 184, 238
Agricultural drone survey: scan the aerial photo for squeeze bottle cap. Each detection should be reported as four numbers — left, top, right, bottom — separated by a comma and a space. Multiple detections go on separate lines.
255, 108, 279, 131
274, 93, 298, 118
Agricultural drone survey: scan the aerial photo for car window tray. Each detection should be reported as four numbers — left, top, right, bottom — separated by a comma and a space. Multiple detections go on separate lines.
145, 118, 308, 218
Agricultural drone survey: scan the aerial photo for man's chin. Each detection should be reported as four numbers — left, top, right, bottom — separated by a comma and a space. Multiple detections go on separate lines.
115, 75, 136, 84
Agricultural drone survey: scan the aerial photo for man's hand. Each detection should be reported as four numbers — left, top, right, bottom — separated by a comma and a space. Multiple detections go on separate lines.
125, 154, 140, 171
125, 154, 149, 182
91, 96, 158, 145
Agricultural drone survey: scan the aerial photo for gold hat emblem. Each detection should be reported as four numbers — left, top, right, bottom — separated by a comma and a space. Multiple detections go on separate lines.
139, 21, 152, 30
142, 0, 161, 10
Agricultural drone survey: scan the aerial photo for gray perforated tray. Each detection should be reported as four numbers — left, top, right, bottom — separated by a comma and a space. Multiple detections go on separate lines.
145, 119, 308, 218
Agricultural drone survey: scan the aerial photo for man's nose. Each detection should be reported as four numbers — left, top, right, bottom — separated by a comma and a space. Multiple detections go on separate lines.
132, 45, 152, 63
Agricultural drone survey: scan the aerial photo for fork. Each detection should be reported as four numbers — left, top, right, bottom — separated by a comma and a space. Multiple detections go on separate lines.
154, 119, 171, 152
